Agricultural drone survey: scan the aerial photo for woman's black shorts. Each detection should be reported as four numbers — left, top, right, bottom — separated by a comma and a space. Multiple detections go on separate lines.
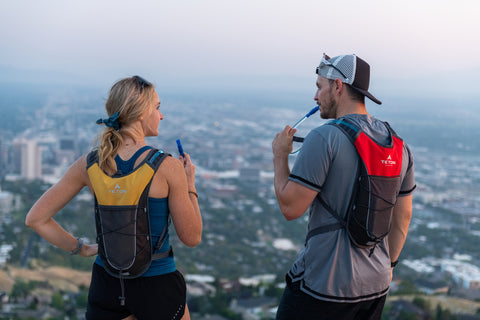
86, 263, 186, 320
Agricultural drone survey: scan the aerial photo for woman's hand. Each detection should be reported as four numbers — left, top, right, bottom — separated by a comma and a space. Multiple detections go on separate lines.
170, 152, 202, 247
179, 153, 196, 190
80, 243, 98, 258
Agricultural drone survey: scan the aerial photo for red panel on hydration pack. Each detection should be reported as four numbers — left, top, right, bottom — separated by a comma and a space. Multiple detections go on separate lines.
354, 132, 403, 177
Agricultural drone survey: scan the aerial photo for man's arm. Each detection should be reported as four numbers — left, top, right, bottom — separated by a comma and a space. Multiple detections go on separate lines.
388, 195, 413, 263
273, 126, 318, 221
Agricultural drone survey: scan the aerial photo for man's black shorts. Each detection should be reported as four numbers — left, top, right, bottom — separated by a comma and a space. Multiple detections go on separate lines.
86, 263, 186, 320
276, 275, 387, 320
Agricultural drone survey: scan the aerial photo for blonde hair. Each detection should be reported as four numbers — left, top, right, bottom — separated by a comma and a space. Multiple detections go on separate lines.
97, 76, 156, 175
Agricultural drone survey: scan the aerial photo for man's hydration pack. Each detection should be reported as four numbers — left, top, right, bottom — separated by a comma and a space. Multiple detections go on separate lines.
87, 149, 172, 279
306, 119, 404, 253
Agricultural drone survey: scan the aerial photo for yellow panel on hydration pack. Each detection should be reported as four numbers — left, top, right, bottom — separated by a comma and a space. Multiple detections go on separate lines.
87, 162, 154, 206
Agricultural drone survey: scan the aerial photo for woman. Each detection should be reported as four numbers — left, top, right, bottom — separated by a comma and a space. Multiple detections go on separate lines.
25, 76, 202, 320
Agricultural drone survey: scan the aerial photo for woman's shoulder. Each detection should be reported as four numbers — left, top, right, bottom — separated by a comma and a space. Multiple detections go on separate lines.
57, 153, 91, 187
150, 153, 184, 197
156, 154, 184, 175
73, 153, 90, 170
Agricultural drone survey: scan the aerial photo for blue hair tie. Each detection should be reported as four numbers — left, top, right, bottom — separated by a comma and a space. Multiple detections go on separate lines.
96, 112, 120, 131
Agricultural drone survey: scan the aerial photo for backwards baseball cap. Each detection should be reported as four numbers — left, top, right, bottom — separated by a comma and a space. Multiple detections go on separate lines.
316, 53, 382, 105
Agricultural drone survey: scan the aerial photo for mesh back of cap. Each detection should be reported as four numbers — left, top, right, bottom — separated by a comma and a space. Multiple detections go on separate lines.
330, 55, 355, 85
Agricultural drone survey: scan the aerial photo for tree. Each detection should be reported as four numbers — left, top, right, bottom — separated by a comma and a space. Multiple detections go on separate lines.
435, 304, 452, 320
395, 279, 418, 295
51, 292, 64, 310
412, 296, 430, 311
75, 291, 88, 308
397, 311, 419, 320
10, 279, 35, 300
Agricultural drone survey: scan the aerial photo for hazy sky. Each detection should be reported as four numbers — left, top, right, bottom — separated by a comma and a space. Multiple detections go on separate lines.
1, 0, 479, 98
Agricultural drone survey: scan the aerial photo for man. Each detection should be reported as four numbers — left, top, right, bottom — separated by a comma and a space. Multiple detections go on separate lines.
272, 53, 415, 320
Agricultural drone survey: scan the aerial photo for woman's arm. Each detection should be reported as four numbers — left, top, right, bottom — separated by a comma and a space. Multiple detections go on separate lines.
25, 155, 98, 257
162, 153, 202, 247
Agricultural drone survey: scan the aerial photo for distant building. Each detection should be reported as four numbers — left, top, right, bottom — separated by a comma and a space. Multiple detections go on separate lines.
0, 139, 8, 175
230, 297, 277, 320
240, 168, 260, 182
469, 280, 480, 290
238, 274, 276, 287
14, 139, 42, 180
442, 259, 480, 289
212, 184, 238, 199
11, 142, 22, 174
0, 191, 14, 214
0, 244, 13, 266
56, 136, 77, 165
59, 136, 76, 151
405, 258, 480, 290
187, 281, 216, 297
414, 279, 449, 295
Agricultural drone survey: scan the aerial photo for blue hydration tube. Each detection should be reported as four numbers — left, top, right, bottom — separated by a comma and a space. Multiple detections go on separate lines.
176, 139, 184, 157
292, 106, 319, 129
290, 106, 319, 155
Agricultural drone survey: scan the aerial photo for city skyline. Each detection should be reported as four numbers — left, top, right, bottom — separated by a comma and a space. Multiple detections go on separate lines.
0, 88, 479, 318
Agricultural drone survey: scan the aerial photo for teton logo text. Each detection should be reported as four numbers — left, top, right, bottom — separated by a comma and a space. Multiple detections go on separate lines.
109, 184, 127, 194
381, 155, 396, 166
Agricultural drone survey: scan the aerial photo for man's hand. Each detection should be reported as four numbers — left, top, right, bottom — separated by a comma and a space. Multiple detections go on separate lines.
272, 125, 316, 221
272, 126, 297, 158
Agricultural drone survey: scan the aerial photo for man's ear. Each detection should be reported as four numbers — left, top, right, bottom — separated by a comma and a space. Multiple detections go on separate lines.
333, 78, 344, 95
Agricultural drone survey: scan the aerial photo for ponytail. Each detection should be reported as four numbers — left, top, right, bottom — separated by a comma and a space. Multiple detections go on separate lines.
95, 76, 155, 175
97, 128, 123, 175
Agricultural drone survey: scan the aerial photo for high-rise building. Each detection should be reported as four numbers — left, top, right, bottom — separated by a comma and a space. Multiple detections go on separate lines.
14, 139, 42, 180
0, 139, 7, 176
57, 136, 77, 165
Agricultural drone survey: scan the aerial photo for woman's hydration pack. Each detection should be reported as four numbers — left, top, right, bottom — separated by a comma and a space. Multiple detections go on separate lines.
86, 149, 171, 279
306, 119, 404, 253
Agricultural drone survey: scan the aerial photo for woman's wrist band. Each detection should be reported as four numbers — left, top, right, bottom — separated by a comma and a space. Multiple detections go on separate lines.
70, 237, 83, 255
188, 191, 198, 199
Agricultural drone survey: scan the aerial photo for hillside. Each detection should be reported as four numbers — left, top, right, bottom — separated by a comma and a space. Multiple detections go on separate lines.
0, 265, 91, 293
387, 294, 480, 316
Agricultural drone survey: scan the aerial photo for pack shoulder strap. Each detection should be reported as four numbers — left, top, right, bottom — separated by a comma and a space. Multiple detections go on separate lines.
143, 150, 174, 260
305, 119, 361, 243
327, 118, 361, 143
146, 149, 168, 171
86, 149, 99, 169
152, 223, 172, 260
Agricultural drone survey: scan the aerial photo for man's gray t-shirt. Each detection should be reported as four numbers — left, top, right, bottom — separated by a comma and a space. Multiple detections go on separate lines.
288, 114, 415, 303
